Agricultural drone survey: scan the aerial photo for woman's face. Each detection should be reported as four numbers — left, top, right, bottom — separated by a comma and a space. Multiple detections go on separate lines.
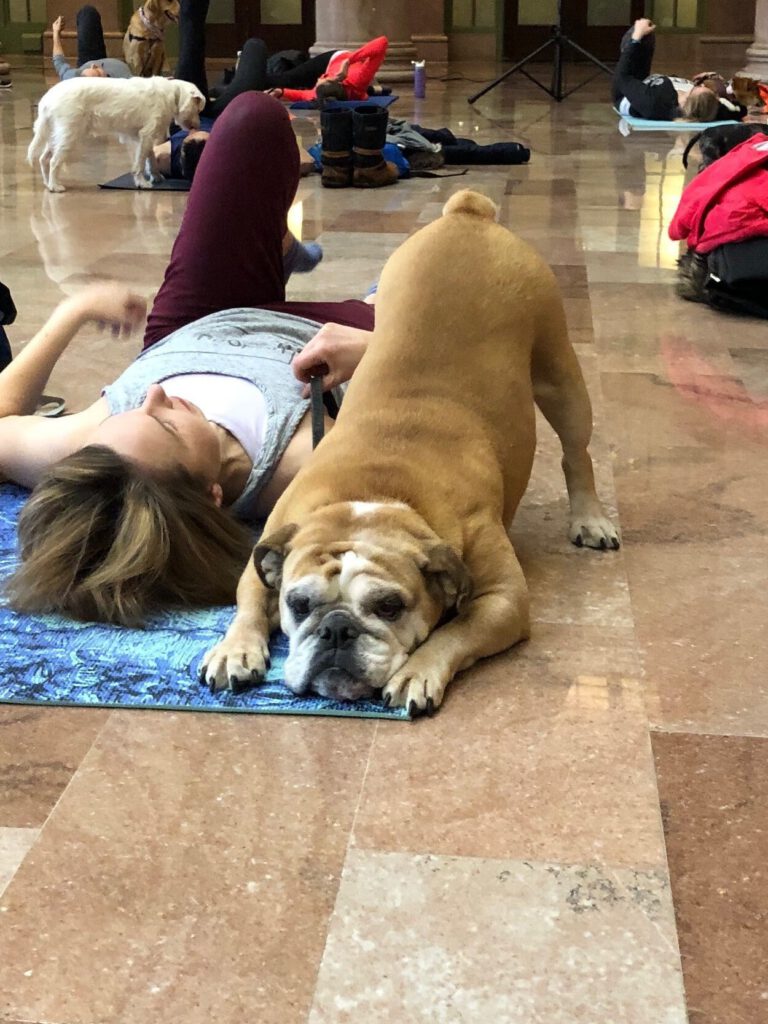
90, 384, 222, 484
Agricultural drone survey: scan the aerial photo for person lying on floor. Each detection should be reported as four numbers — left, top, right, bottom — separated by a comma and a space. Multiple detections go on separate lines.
0, 93, 374, 627
51, 8, 132, 80
265, 35, 389, 105
612, 18, 746, 123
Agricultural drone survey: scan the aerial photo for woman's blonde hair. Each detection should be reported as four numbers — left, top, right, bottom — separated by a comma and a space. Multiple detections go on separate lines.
682, 86, 721, 123
7, 446, 254, 626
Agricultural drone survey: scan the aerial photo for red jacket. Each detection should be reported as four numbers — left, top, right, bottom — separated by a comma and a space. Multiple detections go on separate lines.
282, 37, 388, 102
669, 136, 768, 253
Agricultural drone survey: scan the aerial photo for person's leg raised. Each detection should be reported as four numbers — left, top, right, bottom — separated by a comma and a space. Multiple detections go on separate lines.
144, 92, 300, 347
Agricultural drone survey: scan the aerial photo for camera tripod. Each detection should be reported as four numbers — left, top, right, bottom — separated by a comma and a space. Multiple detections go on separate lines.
468, 0, 614, 105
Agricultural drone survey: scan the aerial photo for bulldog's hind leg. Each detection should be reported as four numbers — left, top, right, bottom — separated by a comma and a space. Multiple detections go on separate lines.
531, 294, 620, 550
382, 528, 530, 715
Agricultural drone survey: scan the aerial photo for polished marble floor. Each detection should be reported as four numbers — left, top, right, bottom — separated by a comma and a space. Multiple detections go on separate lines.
1, 56, 767, 1024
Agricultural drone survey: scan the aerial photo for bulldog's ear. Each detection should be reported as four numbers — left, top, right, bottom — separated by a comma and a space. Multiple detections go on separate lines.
422, 542, 473, 612
253, 523, 299, 589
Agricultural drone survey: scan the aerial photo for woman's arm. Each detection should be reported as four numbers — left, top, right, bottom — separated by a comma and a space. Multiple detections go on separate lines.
291, 321, 372, 395
342, 36, 388, 97
0, 282, 146, 418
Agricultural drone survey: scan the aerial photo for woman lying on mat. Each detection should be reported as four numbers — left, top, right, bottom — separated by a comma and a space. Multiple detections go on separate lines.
0, 92, 372, 627
612, 19, 746, 123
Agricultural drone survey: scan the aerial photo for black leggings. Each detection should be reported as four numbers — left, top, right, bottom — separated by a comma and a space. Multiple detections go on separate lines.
176, 0, 333, 118
76, 5, 108, 66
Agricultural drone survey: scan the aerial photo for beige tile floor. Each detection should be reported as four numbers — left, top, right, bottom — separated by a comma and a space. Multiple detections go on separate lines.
0, 57, 766, 1023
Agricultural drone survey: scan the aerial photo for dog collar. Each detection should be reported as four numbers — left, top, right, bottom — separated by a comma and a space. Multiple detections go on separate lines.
137, 6, 165, 40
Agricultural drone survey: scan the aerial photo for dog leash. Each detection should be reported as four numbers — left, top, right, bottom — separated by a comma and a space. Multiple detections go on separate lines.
310, 376, 325, 449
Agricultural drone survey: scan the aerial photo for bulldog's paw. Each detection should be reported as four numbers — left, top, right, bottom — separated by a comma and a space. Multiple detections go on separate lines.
199, 633, 270, 695
569, 514, 620, 551
382, 658, 449, 718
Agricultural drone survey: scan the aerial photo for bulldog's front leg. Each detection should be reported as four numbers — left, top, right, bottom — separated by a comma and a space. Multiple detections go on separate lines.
201, 557, 277, 694
383, 538, 530, 716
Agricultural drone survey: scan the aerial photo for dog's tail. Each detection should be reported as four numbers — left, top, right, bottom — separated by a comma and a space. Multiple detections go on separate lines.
26, 108, 48, 167
682, 131, 703, 170
442, 189, 498, 221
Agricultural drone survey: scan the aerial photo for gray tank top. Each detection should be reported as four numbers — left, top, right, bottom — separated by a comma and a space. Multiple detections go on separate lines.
103, 308, 320, 519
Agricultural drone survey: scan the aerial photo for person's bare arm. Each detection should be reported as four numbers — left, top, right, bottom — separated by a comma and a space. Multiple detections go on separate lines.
291, 321, 372, 395
0, 283, 146, 419
51, 16, 66, 59
0, 284, 146, 487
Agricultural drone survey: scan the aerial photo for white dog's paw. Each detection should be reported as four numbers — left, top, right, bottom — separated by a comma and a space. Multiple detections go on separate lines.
46, 181, 65, 193
569, 514, 621, 551
382, 657, 450, 718
134, 176, 153, 190
199, 633, 270, 695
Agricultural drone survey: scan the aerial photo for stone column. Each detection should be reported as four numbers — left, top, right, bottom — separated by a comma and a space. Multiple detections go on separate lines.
742, 0, 768, 80
311, 0, 417, 82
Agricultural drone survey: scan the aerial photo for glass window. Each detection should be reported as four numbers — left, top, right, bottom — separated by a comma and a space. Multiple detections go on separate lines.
651, 0, 700, 29
452, 0, 496, 28
587, 1, 631, 27
518, 0, 558, 25
207, 0, 235, 24
261, 0, 302, 25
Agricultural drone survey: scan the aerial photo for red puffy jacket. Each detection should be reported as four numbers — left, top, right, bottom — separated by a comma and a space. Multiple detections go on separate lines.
669, 136, 768, 253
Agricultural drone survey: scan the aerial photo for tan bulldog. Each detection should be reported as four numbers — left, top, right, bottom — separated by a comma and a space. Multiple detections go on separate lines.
201, 189, 619, 715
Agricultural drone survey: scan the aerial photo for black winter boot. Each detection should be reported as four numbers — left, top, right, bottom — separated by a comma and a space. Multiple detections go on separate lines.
320, 109, 353, 188
351, 105, 398, 188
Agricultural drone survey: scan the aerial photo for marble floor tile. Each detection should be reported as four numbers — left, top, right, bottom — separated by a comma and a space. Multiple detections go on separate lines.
309, 849, 687, 1024
0, 828, 38, 896
0, 711, 375, 1024
652, 732, 768, 1024
352, 627, 661, 868
0, 707, 109, 828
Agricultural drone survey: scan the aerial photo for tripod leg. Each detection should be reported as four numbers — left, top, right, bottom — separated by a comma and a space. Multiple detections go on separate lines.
562, 37, 614, 76
468, 37, 555, 103
551, 35, 563, 101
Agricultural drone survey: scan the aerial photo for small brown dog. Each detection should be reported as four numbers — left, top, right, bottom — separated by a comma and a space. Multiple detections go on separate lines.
123, 0, 180, 77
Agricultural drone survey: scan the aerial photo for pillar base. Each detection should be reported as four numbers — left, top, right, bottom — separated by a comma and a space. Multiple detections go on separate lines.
741, 42, 768, 81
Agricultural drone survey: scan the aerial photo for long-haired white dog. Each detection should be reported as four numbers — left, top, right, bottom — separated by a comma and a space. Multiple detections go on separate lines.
27, 77, 205, 192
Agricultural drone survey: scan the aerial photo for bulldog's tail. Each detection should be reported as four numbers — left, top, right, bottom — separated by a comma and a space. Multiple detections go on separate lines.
442, 189, 498, 221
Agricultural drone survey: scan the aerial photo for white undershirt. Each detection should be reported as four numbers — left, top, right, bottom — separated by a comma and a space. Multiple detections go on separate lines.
161, 373, 268, 463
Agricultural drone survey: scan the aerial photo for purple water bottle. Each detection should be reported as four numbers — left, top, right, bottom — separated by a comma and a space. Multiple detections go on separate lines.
413, 60, 426, 99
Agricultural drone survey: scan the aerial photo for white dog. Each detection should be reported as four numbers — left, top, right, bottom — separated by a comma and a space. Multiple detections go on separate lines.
27, 76, 205, 192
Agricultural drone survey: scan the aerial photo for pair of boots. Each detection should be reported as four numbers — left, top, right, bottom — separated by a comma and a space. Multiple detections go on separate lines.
320, 105, 398, 189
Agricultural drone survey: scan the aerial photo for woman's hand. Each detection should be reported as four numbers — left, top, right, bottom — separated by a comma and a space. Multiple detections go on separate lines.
292, 322, 372, 395
65, 282, 147, 337
265, 87, 284, 98
52, 15, 64, 33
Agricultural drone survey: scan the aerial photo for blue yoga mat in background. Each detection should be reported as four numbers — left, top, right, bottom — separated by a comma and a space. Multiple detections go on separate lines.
0, 485, 408, 720
289, 95, 397, 111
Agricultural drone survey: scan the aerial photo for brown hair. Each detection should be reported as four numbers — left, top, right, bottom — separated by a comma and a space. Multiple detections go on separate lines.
315, 80, 347, 109
682, 86, 721, 123
6, 446, 254, 626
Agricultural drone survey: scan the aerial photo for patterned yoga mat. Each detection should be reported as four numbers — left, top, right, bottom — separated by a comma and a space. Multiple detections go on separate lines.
0, 485, 408, 720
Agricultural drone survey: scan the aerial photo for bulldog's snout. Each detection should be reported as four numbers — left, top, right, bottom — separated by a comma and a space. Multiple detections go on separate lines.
317, 609, 361, 650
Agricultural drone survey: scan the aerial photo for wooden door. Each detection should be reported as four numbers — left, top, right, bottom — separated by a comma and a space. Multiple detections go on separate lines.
206, 0, 316, 60
504, 0, 645, 62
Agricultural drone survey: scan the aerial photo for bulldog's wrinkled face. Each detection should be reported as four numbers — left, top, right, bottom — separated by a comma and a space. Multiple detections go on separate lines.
254, 503, 472, 702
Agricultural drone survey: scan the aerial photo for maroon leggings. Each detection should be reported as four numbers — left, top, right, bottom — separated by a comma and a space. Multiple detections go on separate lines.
144, 92, 374, 348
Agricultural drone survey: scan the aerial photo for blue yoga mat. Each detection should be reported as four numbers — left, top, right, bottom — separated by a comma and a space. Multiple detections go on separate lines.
0, 485, 408, 720
613, 108, 739, 133
289, 95, 397, 111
